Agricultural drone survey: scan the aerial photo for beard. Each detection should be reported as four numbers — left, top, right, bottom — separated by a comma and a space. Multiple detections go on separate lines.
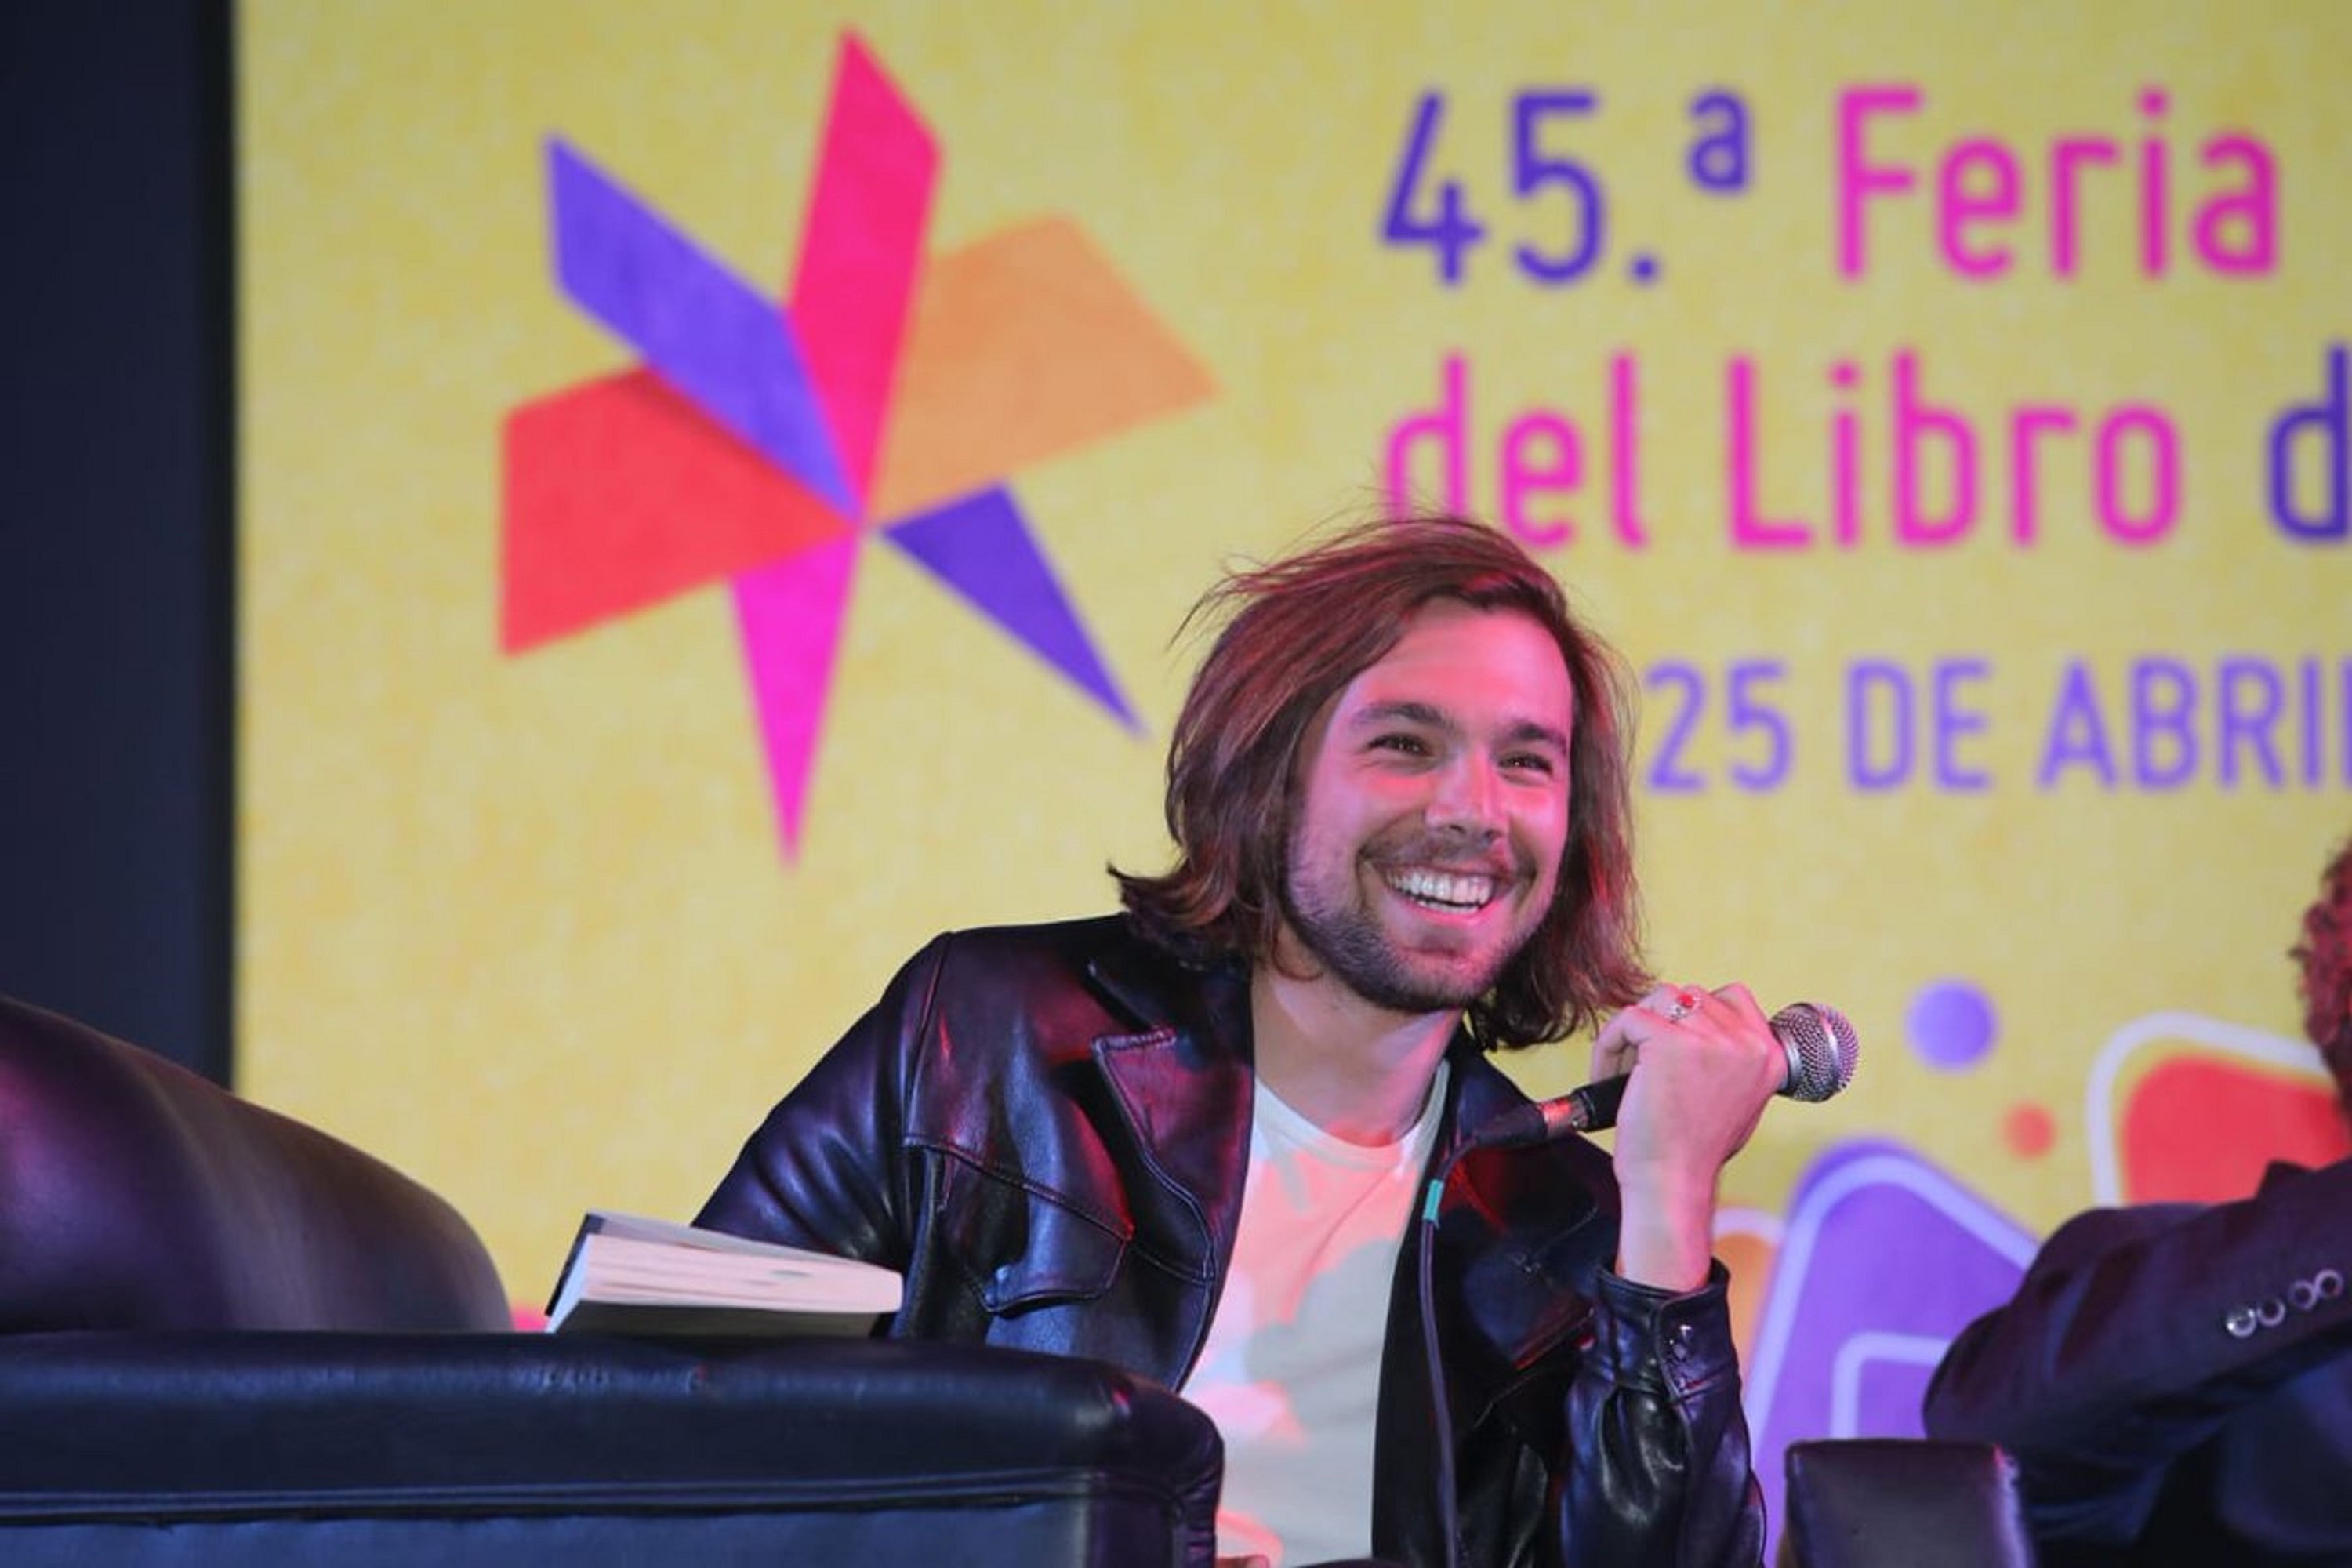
1279, 840, 1542, 1016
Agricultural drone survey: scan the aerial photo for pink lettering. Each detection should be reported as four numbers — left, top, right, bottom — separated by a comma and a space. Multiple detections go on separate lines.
1894, 352, 1975, 545
2009, 406, 2078, 545
2096, 406, 2180, 544
1838, 86, 1923, 278
1501, 413, 1579, 547
1833, 83, 2279, 281
1717, 352, 2181, 552
1379, 354, 1647, 550
1940, 139, 2020, 278
1728, 357, 1812, 548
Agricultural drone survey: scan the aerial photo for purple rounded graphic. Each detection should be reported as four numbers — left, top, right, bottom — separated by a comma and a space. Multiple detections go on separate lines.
1907, 980, 1998, 1070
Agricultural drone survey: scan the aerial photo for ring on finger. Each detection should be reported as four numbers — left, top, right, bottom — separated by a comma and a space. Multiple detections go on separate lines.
1661, 986, 1705, 1023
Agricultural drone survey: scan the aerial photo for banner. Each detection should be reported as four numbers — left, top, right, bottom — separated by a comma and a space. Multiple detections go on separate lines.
240, 1, 2351, 1529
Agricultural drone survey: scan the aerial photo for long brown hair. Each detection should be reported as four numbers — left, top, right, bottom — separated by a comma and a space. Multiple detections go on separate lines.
1115, 515, 1650, 1047
2292, 831, 2352, 1112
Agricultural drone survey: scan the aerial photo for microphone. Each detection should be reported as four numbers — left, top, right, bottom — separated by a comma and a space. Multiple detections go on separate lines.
1470, 1002, 1860, 1149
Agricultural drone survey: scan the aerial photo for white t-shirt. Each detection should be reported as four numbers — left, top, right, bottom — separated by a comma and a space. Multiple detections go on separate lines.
1181, 1063, 1450, 1567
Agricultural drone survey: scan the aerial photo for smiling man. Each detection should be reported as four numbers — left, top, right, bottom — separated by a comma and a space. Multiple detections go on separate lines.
699, 516, 1780, 1568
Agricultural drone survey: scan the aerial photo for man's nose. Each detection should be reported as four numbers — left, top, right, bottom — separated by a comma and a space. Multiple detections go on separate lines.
1426, 757, 1504, 837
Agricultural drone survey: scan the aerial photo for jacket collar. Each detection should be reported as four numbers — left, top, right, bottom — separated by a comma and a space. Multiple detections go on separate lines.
1082, 931, 1256, 1282
1079, 925, 1606, 1317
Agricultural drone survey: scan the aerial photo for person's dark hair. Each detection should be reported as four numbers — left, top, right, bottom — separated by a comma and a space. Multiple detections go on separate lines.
2291, 831, 2352, 1110
1114, 514, 1650, 1047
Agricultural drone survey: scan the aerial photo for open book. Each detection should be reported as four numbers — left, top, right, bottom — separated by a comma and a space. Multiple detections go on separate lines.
543, 1210, 903, 1337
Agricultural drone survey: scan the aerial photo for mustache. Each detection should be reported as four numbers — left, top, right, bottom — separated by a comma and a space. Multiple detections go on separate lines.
1362, 829, 1531, 881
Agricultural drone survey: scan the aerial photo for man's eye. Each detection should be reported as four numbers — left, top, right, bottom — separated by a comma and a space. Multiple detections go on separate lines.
1504, 752, 1558, 775
1371, 734, 1430, 757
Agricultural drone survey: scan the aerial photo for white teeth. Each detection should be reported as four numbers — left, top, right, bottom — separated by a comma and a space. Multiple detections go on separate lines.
1386, 869, 1497, 909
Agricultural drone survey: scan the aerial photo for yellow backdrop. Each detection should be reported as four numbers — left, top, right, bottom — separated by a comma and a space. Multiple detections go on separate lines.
239, 0, 2350, 1492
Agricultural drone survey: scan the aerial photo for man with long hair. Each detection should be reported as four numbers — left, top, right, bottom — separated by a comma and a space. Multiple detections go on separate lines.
700, 516, 1781, 1566
1922, 832, 2352, 1565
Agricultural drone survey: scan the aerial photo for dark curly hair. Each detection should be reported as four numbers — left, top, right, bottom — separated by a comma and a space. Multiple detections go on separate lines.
1112, 514, 1650, 1047
2291, 832, 2352, 1109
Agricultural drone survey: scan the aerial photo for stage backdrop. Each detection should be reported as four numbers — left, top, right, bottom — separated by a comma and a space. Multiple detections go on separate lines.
240, 0, 2350, 1534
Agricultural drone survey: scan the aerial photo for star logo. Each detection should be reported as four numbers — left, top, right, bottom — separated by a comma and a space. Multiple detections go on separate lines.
501, 32, 1212, 857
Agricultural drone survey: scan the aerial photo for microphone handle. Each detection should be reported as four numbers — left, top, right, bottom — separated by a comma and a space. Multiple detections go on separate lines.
1472, 1076, 1628, 1149
1561, 1074, 1628, 1132
1470, 1002, 1857, 1150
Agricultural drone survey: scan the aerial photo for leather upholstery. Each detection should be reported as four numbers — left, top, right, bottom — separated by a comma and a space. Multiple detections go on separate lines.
0, 1334, 1224, 1568
0, 992, 1224, 1566
0, 992, 507, 1331
1778, 1438, 2036, 1568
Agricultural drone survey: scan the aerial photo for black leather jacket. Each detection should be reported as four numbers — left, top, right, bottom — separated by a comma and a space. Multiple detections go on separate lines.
699, 917, 1764, 1567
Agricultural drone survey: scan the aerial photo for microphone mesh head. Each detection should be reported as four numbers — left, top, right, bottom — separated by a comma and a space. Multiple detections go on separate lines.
1769, 1003, 1860, 1102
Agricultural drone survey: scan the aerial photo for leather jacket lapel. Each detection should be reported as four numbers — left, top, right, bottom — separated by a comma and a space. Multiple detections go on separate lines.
1085, 946, 1255, 1313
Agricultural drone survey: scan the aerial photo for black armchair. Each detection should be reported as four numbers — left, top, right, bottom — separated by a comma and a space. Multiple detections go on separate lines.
0, 1332, 1222, 1566
0, 993, 507, 1334
1778, 1437, 2037, 1568
0, 993, 1222, 1566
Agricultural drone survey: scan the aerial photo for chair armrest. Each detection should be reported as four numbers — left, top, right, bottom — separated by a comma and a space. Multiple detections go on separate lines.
1779, 1438, 2035, 1568
0, 1332, 1223, 1568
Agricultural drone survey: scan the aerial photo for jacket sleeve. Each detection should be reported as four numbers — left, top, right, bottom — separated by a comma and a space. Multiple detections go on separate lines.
691, 935, 950, 1271
1920, 1155, 2352, 1547
1559, 1263, 1765, 1567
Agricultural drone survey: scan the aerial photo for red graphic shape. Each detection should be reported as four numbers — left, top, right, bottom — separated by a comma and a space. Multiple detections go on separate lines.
2002, 1102, 2055, 1160
503, 32, 1214, 861
2123, 1058, 2351, 1203
503, 369, 851, 652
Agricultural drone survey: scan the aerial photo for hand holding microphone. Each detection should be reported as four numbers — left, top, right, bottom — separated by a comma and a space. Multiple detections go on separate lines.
1470, 989, 1860, 1150
1480, 982, 1859, 1294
